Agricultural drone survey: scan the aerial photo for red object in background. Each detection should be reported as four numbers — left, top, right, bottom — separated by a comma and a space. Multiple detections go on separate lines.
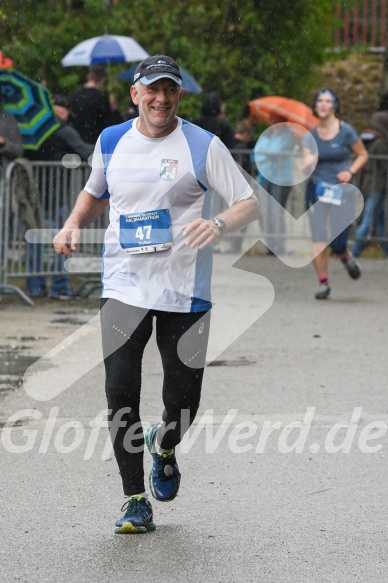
335, 0, 386, 48
0, 51, 14, 69
248, 96, 318, 132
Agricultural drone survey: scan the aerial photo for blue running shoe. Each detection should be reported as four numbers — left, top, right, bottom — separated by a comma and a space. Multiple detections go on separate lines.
145, 423, 181, 502
115, 495, 156, 534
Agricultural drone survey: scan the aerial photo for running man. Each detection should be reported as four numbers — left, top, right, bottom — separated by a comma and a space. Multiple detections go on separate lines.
53, 55, 259, 534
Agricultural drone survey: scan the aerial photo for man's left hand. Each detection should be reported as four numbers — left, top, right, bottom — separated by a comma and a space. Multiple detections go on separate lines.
182, 218, 222, 249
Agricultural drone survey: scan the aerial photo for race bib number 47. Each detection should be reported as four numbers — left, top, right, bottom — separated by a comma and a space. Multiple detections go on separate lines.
119, 209, 173, 254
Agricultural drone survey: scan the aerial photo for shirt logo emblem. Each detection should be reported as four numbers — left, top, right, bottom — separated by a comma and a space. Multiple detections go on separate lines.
160, 159, 178, 181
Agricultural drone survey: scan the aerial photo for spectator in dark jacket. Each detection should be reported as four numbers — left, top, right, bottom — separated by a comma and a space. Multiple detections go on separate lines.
0, 94, 23, 168
232, 120, 254, 175
31, 94, 93, 163
352, 111, 388, 258
219, 121, 254, 253
193, 91, 236, 149
26, 94, 94, 300
68, 65, 122, 144
194, 92, 237, 236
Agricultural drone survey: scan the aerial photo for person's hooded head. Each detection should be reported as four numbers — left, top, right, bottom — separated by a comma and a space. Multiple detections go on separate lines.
201, 91, 222, 117
87, 64, 107, 89
367, 111, 388, 137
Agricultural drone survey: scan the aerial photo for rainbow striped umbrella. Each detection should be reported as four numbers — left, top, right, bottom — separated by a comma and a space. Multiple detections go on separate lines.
0, 69, 60, 150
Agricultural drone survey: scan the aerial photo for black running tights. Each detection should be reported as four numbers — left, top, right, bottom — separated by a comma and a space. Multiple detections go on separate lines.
100, 298, 210, 496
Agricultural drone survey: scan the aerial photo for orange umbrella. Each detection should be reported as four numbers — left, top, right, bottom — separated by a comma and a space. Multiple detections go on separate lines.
248, 96, 317, 132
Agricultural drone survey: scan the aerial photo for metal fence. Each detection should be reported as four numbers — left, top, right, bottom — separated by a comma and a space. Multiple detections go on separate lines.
0, 159, 108, 306
0, 153, 387, 306
229, 148, 388, 257
334, 0, 387, 49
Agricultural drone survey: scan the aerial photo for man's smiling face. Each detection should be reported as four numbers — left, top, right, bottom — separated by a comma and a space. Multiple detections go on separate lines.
130, 79, 183, 138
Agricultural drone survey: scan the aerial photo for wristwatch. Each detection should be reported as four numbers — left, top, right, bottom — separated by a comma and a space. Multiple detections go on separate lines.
212, 217, 226, 236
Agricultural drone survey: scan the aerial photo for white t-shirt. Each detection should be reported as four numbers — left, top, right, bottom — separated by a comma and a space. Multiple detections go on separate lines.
85, 117, 252, 312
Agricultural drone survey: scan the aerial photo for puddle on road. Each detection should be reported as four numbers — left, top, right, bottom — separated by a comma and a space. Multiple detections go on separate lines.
51, 309, 94, 326
6, 336, 48, 342
0, 339, 53, 426
207, 358, 256, 367
0, 345, 39, 394
50, 317, 87, 325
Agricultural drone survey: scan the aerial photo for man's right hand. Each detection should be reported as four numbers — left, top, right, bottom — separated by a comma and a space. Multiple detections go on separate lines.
53, 227, 80, 257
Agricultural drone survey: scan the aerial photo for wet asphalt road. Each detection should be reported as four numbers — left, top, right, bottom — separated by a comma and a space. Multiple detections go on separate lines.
0, 254, 388, 583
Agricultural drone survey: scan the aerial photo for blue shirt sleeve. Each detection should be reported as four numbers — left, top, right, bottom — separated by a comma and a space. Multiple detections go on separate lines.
341, 122, 359, 146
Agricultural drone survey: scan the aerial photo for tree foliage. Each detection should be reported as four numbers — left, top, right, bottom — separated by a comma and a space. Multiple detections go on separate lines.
0, 0, 357, 121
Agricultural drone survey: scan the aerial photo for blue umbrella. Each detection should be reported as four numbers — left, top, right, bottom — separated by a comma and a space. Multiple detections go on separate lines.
118, 64, 202, 94
61, 35, 149, 66
0, 69, 60, 150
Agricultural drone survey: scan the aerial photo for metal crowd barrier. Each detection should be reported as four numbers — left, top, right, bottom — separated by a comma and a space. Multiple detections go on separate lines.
225, 148, 315, 255
227, 149, 388, 255
0, 159, 108, 306
0, 152, 387, 306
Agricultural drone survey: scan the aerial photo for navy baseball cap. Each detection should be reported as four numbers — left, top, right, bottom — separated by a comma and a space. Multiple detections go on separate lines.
133, 55, 182, 86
